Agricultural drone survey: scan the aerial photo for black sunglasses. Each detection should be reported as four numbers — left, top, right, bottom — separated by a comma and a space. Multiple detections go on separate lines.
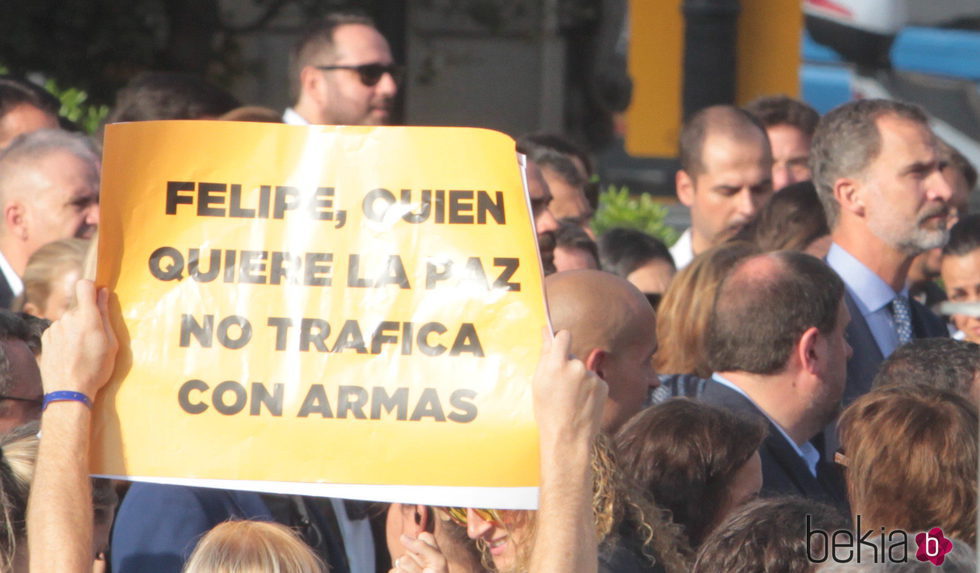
315, 63, 404, 87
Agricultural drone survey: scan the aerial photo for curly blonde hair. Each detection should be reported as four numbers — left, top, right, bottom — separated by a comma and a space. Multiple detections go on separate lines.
477, 435, 692, 573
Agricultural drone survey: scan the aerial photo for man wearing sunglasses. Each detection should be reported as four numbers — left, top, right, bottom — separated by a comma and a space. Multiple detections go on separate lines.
286, 12, 401, 127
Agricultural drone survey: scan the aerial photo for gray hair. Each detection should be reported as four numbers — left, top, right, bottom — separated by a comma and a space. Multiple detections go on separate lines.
809, 99, 929, 228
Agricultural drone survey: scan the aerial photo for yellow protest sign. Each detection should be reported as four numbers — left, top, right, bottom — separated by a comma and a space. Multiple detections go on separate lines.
94, 122, 547, 508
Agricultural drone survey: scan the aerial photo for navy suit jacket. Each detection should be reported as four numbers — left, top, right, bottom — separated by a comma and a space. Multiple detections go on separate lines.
841, 289, 948, 405
110, 485, 354, 573
0, 273, 14, 310
699, 379, 849, 511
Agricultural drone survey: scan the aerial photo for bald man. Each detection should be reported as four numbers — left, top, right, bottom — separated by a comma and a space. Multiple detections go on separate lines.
545, 270, 659, 431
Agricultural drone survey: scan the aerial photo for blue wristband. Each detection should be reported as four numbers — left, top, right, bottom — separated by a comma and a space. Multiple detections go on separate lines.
42, 391, 92, 411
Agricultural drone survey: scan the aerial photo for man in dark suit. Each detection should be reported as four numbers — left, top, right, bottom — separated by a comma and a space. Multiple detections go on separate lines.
699, 251, 850, 509
810, 99, 953, 405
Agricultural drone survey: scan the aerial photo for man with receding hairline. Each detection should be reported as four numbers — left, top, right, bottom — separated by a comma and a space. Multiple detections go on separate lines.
545, 269, 659, 431
811, 99, 952, 403
699, 251, 850, 508
671, 105, 774, 269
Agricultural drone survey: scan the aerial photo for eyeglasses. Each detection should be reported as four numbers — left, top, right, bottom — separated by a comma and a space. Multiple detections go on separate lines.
443, 507, 503, 527
315, 63, 404, 87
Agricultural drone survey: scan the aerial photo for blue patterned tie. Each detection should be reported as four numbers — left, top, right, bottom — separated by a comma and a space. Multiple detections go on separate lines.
891, 295, 914, 346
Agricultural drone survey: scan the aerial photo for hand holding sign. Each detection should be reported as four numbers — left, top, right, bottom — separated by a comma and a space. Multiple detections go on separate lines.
94, 122, 549, 508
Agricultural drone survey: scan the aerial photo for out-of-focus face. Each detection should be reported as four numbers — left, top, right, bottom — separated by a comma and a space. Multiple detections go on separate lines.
553, 246, 598, 272
767, 124, 811, 192
22, 151, 100, 254
540, 166, 591, 222
811, 300, 852, 426
0, 104, 58, 150
678, 132, 773, 255
525, 161, 558, 236
941, 249, 980, 344
25, 264, 80, 321
859, 116, 953, 255
312, 24, 398, 126
625, 258, 675, 296
0, 339, 43, 433
601, 301, 660, 431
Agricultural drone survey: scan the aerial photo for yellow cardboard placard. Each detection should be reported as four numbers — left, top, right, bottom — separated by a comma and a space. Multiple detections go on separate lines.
94, 122, 547, 508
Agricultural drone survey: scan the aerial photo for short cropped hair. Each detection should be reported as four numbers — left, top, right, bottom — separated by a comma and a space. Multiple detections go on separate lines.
554, 219, 599, 267
516, 135, 587, 189
0, 76, 59, 120
942, 213, 980, 257
0, 312, 38, 395
614, 398, 766, 547
598, 227, 674, 279
289, 11, 376, 102
706, 251, 844, 374
839, 386, 978, 546
743, 95, 820, 136
810, 99, 929, 227
105, 72, 240, 124
873, 338, 980, 400
678, 105, 769, 178
692, 497, 848, 573
518, 132, 592, 174
183, 520, 325, 573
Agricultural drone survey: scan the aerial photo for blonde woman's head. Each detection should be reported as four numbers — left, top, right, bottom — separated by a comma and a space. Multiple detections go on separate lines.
183, 520, 325, 573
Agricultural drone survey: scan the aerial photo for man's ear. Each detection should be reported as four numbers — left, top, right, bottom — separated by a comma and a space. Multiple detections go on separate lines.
584, 348, 608, 380
797, 326, 822, 375
4, 202, 27, 242
676, 170, 695, 208
834, 178, 865, 218
299, 66, 325, 104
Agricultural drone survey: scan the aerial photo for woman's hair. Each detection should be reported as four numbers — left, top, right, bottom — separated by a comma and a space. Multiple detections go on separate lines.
839, 386, 978, 546
734, 181, 829, 252
942, 213, 980, 257
480, 436, 692, 573
0, 422, 38, 571
183, 520, 325, 573
597, 228, 674, 279
613, 398, 766, 547
654, 241, 759, 377
16, 238, 88, 314
692, 497, 848, 573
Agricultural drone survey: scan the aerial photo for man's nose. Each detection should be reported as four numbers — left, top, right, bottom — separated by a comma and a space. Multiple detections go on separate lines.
466, 508, 493, 540
536, 208, 559, 235
927, 170, 954, 203
376, 70, 398, 97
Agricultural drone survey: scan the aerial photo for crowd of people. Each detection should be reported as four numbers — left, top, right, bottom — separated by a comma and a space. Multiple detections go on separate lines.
0, 8, 978, 573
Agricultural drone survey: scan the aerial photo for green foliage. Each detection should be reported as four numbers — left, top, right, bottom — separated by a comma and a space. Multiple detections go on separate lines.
43, 79, 109, 135
591, 185, 679, 246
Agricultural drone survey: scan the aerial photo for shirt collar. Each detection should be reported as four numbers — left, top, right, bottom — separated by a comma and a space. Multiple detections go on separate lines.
826, 242, 907, 314
0, 251, 22, 297
282, 108, 310, 126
